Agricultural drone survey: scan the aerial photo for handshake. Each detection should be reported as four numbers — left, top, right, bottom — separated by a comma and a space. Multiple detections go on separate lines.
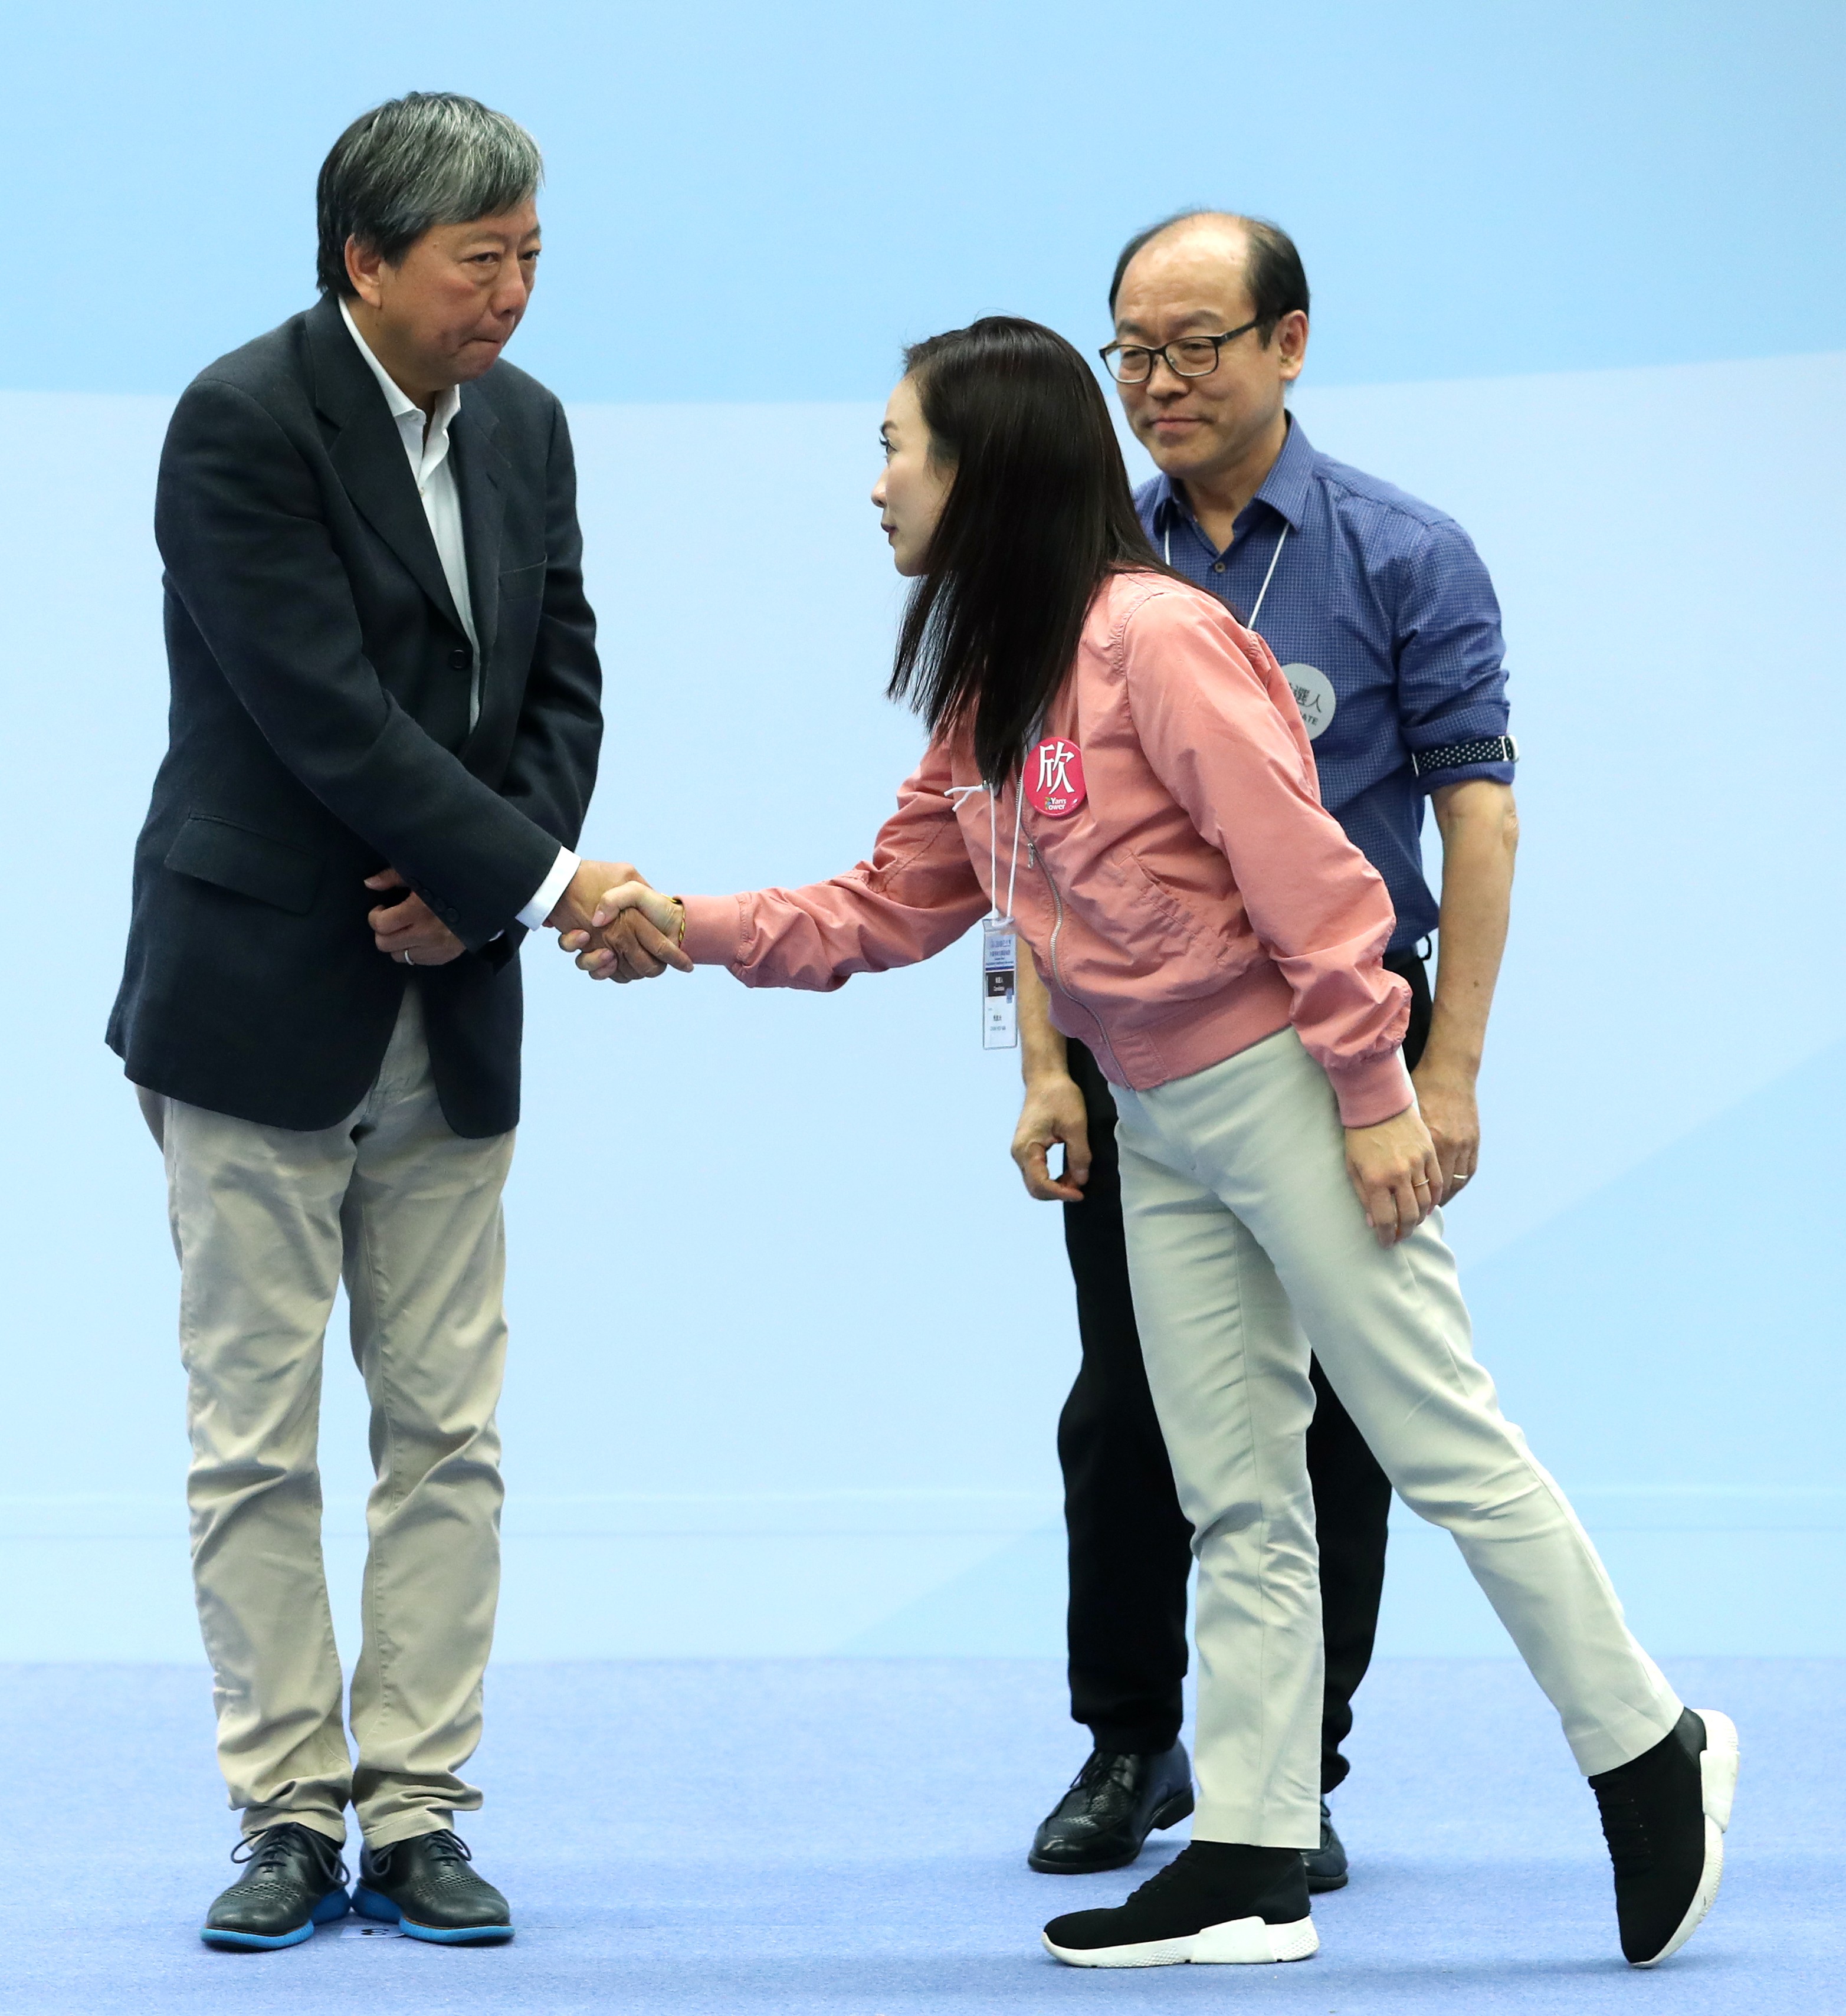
548, 858, 693, 984
361, 857, 691, 979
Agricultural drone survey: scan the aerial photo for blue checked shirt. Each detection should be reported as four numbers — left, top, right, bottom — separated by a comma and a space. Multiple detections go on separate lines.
1137, 416, 1514, 950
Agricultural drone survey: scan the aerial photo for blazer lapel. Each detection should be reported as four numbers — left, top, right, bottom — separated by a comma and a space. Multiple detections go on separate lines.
451, 397, 508, 676
306, 297, 468, 637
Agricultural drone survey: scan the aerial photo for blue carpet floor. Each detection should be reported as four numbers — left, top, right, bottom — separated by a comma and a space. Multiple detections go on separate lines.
2, 1657, 1837, 2014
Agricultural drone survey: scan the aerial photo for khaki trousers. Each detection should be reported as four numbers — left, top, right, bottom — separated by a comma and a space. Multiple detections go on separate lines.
1111, 1027, 1682, 1851
143, 990, 514, 1847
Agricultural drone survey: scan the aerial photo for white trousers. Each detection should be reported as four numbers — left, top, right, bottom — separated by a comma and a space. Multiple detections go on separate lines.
1112, 1027, 1681, 1850
143, 991, 515, 1847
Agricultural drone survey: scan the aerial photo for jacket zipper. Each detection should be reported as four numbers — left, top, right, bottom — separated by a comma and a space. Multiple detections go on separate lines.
1028, 835, 1126, 1081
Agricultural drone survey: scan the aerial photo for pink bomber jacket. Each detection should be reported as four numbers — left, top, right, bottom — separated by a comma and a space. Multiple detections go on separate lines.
679, 570, 1414, 1127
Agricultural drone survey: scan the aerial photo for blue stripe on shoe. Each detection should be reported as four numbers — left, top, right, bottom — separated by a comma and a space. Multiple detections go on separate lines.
398, 1917, 515, 1945
199, 1919, 317, 1951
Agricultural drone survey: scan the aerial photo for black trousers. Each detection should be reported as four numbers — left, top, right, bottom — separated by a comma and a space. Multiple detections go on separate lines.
1058, 950, 1432, 1792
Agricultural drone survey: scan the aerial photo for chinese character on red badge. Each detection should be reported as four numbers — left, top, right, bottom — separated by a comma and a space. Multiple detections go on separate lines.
1025, 737, 1087, 817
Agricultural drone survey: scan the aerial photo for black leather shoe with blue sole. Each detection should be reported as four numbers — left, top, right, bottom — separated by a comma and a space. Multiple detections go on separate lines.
353, 1829, 514, 1945
200, 1822, 350, 1950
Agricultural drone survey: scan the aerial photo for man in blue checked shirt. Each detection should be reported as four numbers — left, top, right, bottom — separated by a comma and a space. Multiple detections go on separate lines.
1011, 210, 1520, 1892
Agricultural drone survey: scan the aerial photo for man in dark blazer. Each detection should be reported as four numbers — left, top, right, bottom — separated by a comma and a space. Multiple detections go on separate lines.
110, 93, 637, 1952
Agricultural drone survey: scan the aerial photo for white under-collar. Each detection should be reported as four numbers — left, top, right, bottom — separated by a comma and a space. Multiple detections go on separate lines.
338, 297, 462, 441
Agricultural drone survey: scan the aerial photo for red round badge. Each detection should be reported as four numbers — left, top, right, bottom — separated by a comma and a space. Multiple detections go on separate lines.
1025, 737, 1087, 817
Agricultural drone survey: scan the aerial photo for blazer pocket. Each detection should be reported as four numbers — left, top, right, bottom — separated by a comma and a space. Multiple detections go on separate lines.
164, 814, 323, 917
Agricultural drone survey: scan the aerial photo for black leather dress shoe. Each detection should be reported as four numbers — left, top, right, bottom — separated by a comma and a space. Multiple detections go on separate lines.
1029, 1742, 1195, 1874
352, 1830, 513, 1945
1303, 1799, 1348, 1892
200, 1822, 350, 1950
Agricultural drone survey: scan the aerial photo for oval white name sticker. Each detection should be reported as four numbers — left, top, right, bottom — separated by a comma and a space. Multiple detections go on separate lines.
1281, 663, 1336, 741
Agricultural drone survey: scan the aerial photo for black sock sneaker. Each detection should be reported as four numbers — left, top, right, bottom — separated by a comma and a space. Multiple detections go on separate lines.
1042, 1841, 1317, 1968
1589, 1707, 1739, 1966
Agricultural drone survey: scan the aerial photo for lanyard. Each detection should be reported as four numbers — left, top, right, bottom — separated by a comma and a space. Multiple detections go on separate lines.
947, 776, 1027, 1048
946, 767, 1027, 923
1166, 517, 1289, 634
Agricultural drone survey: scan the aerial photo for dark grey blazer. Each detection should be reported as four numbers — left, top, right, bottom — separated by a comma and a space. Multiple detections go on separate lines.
108, 294, 603, 1137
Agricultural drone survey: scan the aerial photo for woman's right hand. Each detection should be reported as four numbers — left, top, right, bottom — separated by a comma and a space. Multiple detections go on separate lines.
566, 882, 693, 980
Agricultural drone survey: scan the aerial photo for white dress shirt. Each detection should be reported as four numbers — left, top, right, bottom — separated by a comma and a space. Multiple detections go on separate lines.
339, 301, 576, 933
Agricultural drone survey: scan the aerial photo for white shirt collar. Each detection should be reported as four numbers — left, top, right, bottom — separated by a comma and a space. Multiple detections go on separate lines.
338, 297, 462, 444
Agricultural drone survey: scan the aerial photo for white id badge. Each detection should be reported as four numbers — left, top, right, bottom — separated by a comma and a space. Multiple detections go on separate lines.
982, 916, 1019, 1050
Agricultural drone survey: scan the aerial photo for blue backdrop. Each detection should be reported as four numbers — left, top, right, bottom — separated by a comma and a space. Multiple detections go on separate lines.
2, 1, 1841, 1664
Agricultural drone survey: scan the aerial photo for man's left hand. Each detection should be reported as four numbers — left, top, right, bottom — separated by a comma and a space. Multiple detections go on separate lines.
1411, 1059, 1480, 1201
366, 868, 466, 966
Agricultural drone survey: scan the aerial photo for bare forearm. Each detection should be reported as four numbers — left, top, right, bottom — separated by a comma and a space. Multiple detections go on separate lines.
1424, 780, 1518, 1078
1017, 953, 1071, 1084
1012, 953, 1088, 1200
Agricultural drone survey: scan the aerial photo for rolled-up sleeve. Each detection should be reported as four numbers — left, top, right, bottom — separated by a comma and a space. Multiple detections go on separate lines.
1393, 518, 1516, 792
678, 740, 991, 989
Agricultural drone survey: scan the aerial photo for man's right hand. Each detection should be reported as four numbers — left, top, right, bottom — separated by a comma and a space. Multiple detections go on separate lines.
1012, 1072, 1092, 1202
567, 880, 691, 981
547, 858, 686, 982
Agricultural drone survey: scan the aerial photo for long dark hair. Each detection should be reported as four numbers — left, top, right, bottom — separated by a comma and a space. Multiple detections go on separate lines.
887, 317, 1166, 784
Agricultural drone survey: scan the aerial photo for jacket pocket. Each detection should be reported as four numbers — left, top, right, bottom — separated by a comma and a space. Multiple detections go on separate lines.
164, 814, 323, 916
1100, 847, 1253, 988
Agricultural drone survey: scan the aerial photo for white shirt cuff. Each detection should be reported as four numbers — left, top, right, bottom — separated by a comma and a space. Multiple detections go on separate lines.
517, 847, 579, 932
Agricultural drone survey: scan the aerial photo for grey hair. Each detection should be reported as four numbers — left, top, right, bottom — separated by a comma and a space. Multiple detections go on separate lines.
316, 92, 543, 296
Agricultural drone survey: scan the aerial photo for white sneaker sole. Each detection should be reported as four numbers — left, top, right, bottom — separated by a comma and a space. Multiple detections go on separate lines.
1043, 1912, 1319, 1968
1634, 1707, 1739, 1968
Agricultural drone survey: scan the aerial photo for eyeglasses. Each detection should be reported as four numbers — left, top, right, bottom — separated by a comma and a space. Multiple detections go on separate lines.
1098, 317, 1263, 385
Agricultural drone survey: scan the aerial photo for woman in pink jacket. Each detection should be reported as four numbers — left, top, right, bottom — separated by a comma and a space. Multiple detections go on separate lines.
570, 319, 1734, 1974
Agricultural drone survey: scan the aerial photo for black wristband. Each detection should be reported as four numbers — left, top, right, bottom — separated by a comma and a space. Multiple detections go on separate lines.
1411, 733, 1519, 778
